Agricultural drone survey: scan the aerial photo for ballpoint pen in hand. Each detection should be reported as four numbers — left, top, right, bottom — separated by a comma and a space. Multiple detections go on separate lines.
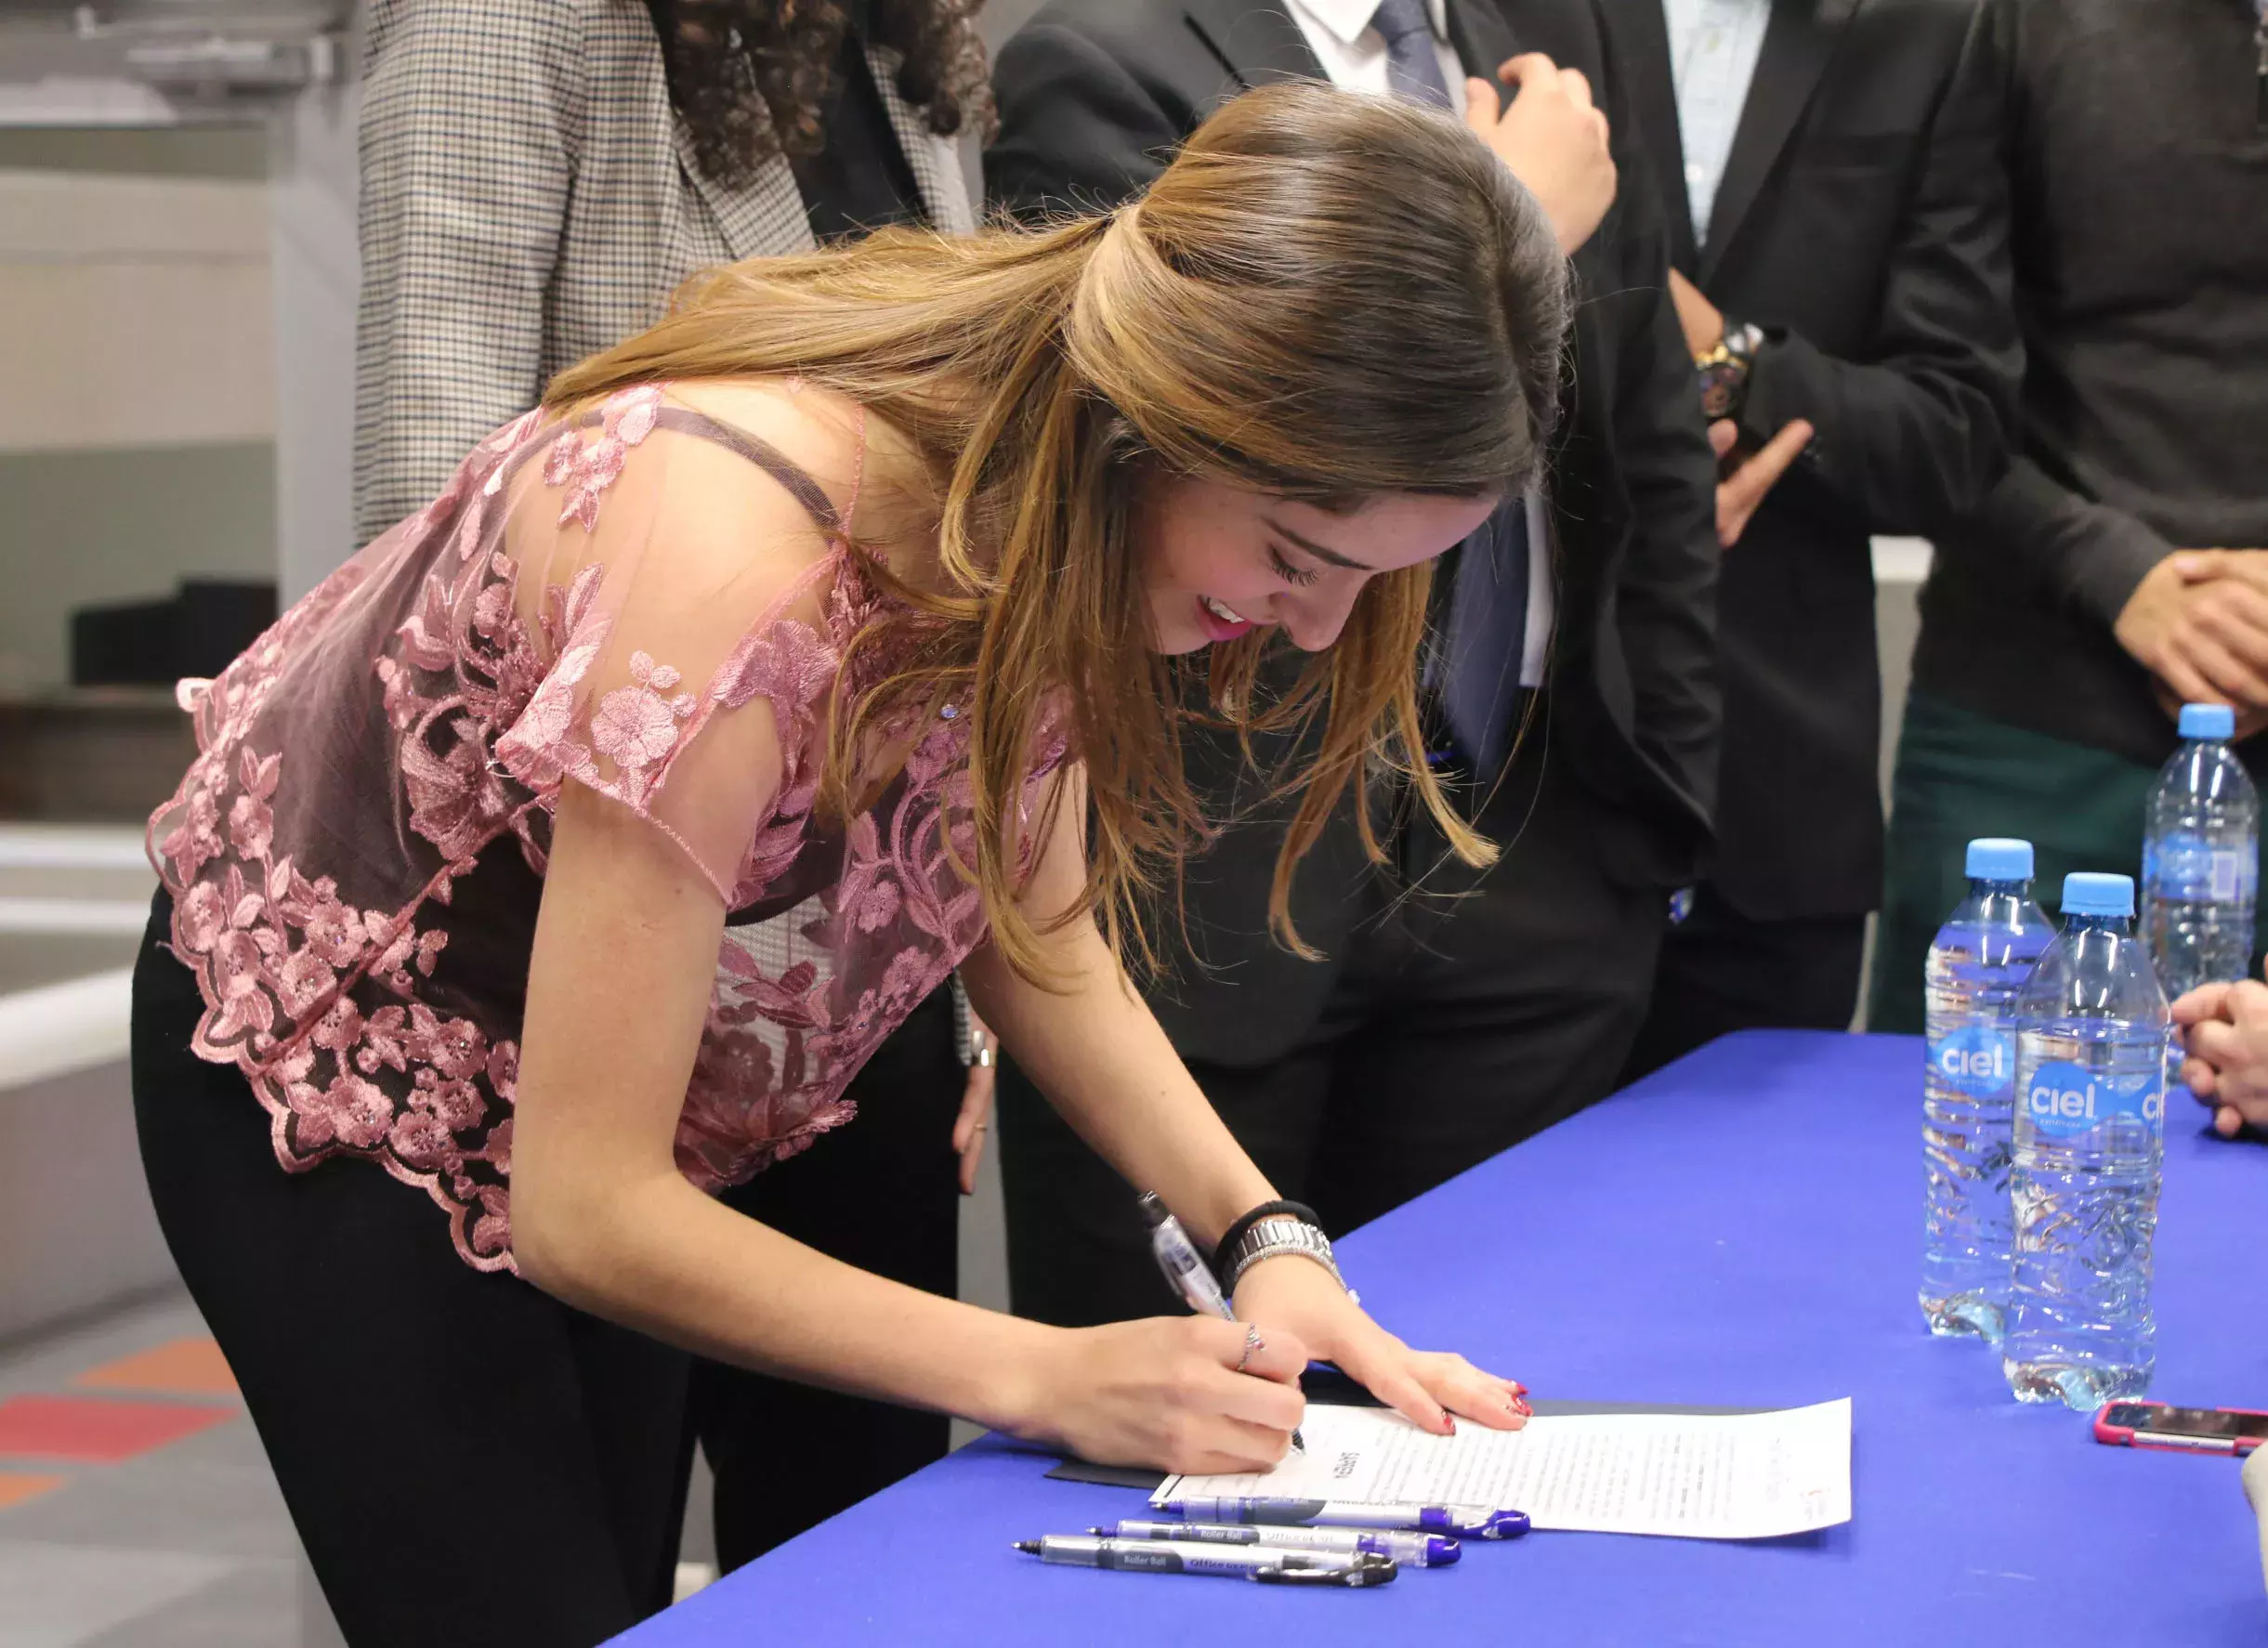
1139, 1192, 1304, 1454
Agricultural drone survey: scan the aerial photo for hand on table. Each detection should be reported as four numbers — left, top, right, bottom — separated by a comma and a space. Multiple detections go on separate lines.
1464, 54, 1616, 255
1231, 1249, 1530, 1437
1711, 417, 1814, 549
2116, 550, 2268, 726
2171, 977, 2268, 1139
952, 1015, 995, 1196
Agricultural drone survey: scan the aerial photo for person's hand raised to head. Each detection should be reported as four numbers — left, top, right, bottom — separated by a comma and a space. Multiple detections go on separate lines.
2171, 975, 2268, 1139
1465, 54, 1616, 255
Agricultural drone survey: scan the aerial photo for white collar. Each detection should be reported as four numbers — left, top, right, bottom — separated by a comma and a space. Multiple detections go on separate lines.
1290, 0, 1452, 49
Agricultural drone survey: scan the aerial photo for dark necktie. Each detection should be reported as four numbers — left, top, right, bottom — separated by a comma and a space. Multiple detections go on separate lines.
1370, 0, 1535, 776
1435, 496, 1534, 778
1369, 0, 1455, 110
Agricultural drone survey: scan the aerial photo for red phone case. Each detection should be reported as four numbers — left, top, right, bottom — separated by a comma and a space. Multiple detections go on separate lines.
2091, 1406, 2268, 1456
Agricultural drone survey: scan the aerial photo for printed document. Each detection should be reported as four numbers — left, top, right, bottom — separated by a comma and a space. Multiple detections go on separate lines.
1156, 1397, 1852, 1540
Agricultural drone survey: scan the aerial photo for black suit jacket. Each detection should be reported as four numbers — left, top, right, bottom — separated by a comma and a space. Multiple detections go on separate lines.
988, 0, 1721, 1064
1605, 0, 2018, 921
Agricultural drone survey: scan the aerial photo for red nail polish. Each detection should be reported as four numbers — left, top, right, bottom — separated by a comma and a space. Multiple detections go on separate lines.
1511, 1396, 1532, 1418
1509, 1382, 1528, 1397
1444, 1416, 1458, 1435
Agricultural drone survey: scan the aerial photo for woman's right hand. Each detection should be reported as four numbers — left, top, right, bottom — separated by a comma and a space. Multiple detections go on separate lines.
1010, 1316, 1310, 1475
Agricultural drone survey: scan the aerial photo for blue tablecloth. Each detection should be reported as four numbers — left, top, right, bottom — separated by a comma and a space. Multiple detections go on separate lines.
614, 1032, 2268, 1645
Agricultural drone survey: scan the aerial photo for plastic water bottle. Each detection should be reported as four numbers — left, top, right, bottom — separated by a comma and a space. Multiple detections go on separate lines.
1920, 838, 2053, 1342
2142, 701, 2259, 1001
2003, 873, 2169, 1409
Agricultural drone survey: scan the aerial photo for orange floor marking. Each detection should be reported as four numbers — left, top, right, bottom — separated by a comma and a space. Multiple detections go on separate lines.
76, 1337, 240, 1398
0, 1470, 67, 1510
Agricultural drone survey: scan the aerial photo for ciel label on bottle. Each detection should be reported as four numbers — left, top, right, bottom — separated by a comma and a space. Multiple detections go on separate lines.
1929, 1025, 2013, 1097
2023, 1060, 2165, 1140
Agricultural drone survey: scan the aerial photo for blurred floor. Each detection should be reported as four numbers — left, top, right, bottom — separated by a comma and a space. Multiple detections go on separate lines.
0, 823, 1009, 1641
0, 1291, 296, 1648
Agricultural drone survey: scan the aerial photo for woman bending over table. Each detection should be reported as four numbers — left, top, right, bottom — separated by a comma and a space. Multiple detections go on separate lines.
132, 82, 1565, 1647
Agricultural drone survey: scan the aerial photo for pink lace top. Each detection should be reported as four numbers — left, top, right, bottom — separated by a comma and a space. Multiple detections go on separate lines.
148, 382, 1066, 1272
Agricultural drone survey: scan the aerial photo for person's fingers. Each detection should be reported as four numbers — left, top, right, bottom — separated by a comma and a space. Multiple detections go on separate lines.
1497, 51, 1564, 87
2173, 632, 2268, 708
2186, 1017, 2254, 1069
2170, 549, 2231, 583
2216, 1105, 2246, 1138
1411, 1353, 1531, 1431
1589, 106, 1611, 149
1556, 65, 1594, 111
1462, 75, 1502, 133
1331, 1337, 1454, 1436
2152, 652, 2226, 713
2181, 1056, 2220, 1099
1743, 418, 1816, 490
2174, 548, 2268, 595
1708, 419, 1740, 460
1205, 1318, 1309, 1385
1206, 1368, 1306, 1438
1717, 422, 1811, 547
951, 1065, 994, 1196
2188, 584, 2268, 672
2170, 980, 2235, 1025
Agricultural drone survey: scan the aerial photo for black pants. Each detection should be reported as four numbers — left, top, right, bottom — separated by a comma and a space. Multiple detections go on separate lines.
999, 755, 1664, 1328
134, 894, 964, 1641
699, 985, 960, 1570
1618, 883, 1868, 1086
132, 898, 690, 1647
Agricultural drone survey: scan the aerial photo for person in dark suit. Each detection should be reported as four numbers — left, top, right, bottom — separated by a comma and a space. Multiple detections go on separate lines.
986, 0, 1722, 1328
1605, 0, 2020, 1080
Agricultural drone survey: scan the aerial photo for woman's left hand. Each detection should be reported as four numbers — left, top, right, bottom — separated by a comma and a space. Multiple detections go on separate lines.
1229, 1251, 1529, 1436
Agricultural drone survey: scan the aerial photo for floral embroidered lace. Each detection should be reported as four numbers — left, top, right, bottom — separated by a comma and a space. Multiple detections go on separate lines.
148, 383, 1064, 1271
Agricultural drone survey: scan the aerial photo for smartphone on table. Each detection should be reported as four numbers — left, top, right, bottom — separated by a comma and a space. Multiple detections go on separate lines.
2093, 1402, 2268, 1456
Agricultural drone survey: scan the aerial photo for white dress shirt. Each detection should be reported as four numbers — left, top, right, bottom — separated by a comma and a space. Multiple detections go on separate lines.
1661, 0, 1771, 244
1284, 0, 1553, 687
1285, 0, 1468, 114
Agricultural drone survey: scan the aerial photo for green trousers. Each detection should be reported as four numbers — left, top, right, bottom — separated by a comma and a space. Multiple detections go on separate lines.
1868, 691, 2268, 1034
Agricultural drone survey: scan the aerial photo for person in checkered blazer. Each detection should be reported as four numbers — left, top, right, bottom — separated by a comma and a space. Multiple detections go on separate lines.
351, 0, 993, 1605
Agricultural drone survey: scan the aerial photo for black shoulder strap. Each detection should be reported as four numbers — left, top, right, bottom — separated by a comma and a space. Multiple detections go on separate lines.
649, 405, 844, 534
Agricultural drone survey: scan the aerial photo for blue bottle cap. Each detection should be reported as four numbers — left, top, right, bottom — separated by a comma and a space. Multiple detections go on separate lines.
1964, 838, 2034, 882
2179, 702, 2236, 740
2061, 871, 2134, 918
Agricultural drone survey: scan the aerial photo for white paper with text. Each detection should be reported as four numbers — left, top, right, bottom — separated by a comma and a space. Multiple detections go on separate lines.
1155, 1398, 1852, 1540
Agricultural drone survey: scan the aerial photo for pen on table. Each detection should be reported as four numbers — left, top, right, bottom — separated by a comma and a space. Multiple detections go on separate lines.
1014, 1535, 1396, 1587
1091, 1518, 1459, 1567
1158, 1496, 1531, 1540
1138, 1193, 1304, 1454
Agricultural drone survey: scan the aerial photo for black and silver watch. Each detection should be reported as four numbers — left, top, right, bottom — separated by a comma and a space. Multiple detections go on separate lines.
1696, 319, 1765, 422
1220, 1215, 1357, 1306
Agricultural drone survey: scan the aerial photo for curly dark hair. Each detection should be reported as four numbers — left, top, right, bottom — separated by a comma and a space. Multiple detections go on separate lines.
647, 0, 995, 188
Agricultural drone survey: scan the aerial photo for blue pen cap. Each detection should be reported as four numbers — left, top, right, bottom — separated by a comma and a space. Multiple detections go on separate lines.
2062, 871, 2135, 919
1964, 837, 2034, 882
2179, 702, 2236, 740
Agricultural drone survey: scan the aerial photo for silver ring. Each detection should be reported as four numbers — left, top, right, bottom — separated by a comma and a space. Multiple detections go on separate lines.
1236, 1324, 1264, 1373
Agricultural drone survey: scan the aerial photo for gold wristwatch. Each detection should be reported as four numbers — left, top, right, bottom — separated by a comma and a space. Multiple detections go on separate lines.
1696, 320, 1764, 422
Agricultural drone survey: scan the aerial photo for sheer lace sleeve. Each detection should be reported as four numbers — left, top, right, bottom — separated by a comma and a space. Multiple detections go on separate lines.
489, 386, 856, 903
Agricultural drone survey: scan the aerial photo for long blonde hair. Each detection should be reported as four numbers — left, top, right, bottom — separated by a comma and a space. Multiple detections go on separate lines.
546, 81, 1570, 981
